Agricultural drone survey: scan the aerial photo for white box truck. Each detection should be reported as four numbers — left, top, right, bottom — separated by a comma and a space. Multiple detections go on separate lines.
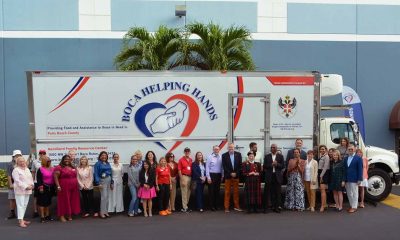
27, 71, 399, 201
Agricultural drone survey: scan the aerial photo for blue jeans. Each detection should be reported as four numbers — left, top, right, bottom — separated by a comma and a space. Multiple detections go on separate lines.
128, 185, 139, 214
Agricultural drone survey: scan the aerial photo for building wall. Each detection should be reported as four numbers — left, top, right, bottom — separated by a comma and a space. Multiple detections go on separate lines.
0, 0, 399, 155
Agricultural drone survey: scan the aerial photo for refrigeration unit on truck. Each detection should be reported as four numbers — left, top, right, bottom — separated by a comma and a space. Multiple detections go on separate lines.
27, 71, 399, 201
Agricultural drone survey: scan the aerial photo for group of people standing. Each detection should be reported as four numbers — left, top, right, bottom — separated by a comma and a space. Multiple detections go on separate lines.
5, 138, 369, 228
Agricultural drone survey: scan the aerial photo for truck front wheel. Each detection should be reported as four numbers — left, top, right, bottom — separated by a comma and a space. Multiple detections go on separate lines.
365, 168, 392, 202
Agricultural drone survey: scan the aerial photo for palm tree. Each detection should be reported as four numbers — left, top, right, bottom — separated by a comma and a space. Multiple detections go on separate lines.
114, 25, 183, 70
183, 22, 255, 71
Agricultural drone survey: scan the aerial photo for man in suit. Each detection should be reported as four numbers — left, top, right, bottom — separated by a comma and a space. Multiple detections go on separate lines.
263, 144, 284, 213
344, 144, 363, 213
286, 138, 307, 166
222, 143, 243, 212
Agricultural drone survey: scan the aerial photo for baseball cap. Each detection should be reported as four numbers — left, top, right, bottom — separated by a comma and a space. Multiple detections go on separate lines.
184, 147, 191, 152
12, 150, 22, 157
39, 149, 46, 154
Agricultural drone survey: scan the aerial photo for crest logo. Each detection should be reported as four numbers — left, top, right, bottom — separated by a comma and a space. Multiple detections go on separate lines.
278, 95, 297, 118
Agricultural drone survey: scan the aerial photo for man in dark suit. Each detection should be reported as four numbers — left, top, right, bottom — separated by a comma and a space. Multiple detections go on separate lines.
286, 138, 307, 166
263, 144, 284, 213
344, 144, 363, 213
222, 143, 243, 212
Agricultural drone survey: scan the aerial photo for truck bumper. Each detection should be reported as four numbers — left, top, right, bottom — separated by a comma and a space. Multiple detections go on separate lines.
394, 172, 400, 185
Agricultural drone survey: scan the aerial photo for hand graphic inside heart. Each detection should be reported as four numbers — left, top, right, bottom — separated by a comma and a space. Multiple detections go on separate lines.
134, 94, 199, 152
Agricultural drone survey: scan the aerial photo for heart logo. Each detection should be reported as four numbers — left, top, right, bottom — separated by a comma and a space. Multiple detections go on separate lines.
134, 94, 199, 153
344, 94, 354, 104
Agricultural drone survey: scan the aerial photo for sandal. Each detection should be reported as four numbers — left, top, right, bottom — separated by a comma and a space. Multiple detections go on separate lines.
19, 223, 28, 228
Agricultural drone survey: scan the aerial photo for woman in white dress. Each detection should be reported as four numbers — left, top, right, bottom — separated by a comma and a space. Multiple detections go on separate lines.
108, 153, 124, 213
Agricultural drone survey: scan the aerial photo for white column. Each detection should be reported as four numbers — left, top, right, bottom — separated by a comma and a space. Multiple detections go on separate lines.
258, 0, 288, 33
79, 0, 111, 31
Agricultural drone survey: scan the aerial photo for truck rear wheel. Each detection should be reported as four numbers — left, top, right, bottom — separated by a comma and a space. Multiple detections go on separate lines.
366, 168, 392, 202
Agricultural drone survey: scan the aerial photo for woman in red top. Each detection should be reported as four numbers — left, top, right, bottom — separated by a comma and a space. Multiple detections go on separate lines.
156, 157, 172, 216
166, 152, 178, 212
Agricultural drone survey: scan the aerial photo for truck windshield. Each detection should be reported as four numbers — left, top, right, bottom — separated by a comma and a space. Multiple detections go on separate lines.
330, 123, 356, 145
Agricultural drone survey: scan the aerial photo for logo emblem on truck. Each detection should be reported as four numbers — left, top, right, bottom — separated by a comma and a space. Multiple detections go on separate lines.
134, 94, 200, 152
278, 95, 297, 118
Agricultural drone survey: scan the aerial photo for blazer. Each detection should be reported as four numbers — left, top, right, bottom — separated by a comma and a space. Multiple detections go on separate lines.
344, 154, 363, 183
222, 151, 242, 179
304, 159, 319, 190
139, 168, 156, 188
263, 153, 284, 184
192, 161, 206, 183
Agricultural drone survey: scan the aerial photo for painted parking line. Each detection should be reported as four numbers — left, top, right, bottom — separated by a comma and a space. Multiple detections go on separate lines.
382, 194, 400, 209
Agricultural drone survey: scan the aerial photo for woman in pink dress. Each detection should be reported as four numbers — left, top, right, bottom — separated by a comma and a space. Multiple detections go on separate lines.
138, 160, 157, 217
54, 155, 81, 222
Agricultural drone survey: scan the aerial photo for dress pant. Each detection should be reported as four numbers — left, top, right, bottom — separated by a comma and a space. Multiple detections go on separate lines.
346, 182, 359, 209
195, 181, 205, 210
99, 176, 111, 214
180, 175, 191, 210
158, 184, 171, 211
15, 194, 30, 220
108, 179, 124, 213
169, 177, 177, 211
209, 173, 222, 209
266, 173, 282, 210
304, 181, 316, 208
81, 189, 94, 214
224, 178, 240, 209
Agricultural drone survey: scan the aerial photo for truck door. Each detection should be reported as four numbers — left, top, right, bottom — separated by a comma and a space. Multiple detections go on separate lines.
227, 93, 271, 160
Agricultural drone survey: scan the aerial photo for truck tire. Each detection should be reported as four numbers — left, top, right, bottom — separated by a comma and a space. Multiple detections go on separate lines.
365, 168, 392, 202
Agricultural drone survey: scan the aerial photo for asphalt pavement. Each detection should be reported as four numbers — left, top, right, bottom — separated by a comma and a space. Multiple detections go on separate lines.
0, 186, 399, 240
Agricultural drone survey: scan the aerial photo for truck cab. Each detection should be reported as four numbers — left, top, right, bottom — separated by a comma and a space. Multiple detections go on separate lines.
320, 117, 400, 201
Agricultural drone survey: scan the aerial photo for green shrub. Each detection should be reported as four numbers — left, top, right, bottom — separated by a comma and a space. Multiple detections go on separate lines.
0, 169, 8, 188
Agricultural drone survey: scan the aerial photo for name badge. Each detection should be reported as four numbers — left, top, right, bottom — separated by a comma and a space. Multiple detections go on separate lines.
187, 166, 191, 170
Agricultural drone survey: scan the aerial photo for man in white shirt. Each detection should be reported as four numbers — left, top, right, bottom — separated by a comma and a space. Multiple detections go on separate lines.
249, 142, 263, 165
206, 145, 223, 211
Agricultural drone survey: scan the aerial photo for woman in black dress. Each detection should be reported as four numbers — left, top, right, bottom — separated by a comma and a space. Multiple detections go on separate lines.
329, 150, 345, 212
242, 151, 262, 213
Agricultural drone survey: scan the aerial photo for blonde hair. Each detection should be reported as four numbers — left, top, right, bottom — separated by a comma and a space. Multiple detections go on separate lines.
332, 150, 342, 160
79, 156, 89, 168
40, 155, 51, 167
158, 157, 167, 167
15, 156, 27, 167
134, 150, 142, 158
